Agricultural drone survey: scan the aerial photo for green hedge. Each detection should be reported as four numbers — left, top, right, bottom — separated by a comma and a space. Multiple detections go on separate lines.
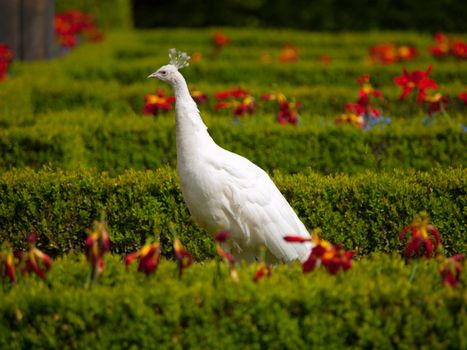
0, 254, 465, 349
0, 112, 465, 174
0, 168, 465, 258
56, 0, 133, 29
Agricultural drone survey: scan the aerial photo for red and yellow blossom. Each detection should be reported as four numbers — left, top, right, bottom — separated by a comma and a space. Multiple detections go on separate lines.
393, 66, 437, 104
262, 92, 301, 126
143, 88, 176, 115
253, 262, 272, 282
214, 231, 239, 282
173, 238, 193, 277
399, 212, 441, 258
23, 233, 53, 280
368, 43, 418, 64
85, 220, 111, 279
440, 254, 464, 288
0, 243, 16, 283
125, 242, 161, 276
424, 93, 449, 116
215, 87, 256, 117
335, 113, 365, 128
191, 89, 208, 105
428, 33, 467, 60
284, 232, 353, 275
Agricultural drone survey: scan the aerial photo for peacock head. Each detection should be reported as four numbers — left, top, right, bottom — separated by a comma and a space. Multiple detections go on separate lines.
148, 48, 190, 85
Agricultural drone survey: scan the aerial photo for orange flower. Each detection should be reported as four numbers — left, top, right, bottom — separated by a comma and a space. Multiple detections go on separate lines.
125, 242, 161, 276
399, 212, 441, 258
173, 238, 193, 277
23, 233, 53, 280
440, 254, 464, 288
85, 220, 111, 279
279, 43, 299, 63
319, 54, 332, 65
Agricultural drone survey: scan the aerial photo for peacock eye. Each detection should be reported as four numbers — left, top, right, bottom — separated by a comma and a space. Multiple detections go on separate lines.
160, 70, 167, 75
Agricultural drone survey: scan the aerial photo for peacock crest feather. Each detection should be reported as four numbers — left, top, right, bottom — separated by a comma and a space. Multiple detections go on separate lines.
169, 48, 190, 70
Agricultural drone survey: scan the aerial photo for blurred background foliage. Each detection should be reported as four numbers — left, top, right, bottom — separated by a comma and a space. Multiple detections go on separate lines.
57, 0, 467, 32
132, 0, 467, 32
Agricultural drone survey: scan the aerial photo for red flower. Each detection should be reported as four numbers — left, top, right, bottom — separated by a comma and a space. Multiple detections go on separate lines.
85, 221, 111, 279
215, 87, 249, 100
214, 101, 231, 111
253, 262, 271, 282
143, 88, 176, 115
399, 212, 441, 258
23, 233, 52, 280
368, 43, 418, 64
214, 87, 255, 117
284, 235, 312, 243
285, 231, 353, 275
54, 10, 104, 49
303, 238, 353, 275
459, 91, 467, 104
451, 40, 467, 59
213, 32, 230, 48
393, 66, 437, 104
278, 100, 301, 126
173, 238, 193, 277
214, 231, 231, 243
191, 89, 208, 105
440, 254, 464, 288
125, 242, 161, 276
0, 243, 16, 283
0, 44, 14, 81
279, 44, 299, 63
428, 33, 467, 60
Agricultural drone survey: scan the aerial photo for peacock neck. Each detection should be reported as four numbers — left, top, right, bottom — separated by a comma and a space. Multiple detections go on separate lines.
172, 76, 207, 132
171, 74, 215, 162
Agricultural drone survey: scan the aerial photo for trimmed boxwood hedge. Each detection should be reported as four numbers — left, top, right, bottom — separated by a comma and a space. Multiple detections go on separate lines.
0, 254, 465, 349
0, 167, 464, 258
1, 114, 465, 174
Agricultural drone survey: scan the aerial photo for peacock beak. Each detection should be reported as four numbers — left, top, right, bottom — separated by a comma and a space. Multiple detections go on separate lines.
147, 72, 158, 79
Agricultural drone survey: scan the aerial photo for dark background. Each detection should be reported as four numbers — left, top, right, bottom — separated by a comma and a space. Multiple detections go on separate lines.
132, 0, 467, 32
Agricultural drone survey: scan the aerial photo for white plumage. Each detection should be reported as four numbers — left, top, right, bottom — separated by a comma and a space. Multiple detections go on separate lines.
148, 49, 312, 263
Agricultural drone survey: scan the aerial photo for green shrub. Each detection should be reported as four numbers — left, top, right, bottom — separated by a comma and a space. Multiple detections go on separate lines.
0, 168, 464, 258
56, 0, 133, 29
0, 254, 465, 349
0, 112, 465, 174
